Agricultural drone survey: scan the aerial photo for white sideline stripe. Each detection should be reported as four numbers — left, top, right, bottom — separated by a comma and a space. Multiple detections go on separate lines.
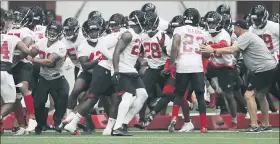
1, 136, 278, 140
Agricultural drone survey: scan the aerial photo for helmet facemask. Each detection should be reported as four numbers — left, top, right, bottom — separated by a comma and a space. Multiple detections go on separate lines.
206, 17, 223, 33
63, 26, 79, 40
46, 25, 62, 42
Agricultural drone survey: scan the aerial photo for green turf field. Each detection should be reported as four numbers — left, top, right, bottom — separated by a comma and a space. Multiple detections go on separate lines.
1, 130, 279, 144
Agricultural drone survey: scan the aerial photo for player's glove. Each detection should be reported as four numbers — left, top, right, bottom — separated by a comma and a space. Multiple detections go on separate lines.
112, 72, 121, 85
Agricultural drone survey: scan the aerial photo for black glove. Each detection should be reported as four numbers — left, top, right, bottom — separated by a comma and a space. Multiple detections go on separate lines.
111, 72, 121, 85
160, 69, 170, 77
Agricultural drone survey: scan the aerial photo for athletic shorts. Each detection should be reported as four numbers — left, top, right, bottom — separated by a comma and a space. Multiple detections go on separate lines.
88, 65, 112, 98
77, 71, 92, 89
247, 67, 278, 94
12, 61, 33, 93
116, 73, 145, 96
1, 71, 16, 103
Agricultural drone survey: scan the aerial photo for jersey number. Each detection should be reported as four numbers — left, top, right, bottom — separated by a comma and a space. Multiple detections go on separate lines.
183, 34, 204, 55
131, 39, 141, 56
258, 34, 273, 50
8, 33, 21, 38
39, 51, 51, 59
88, 51, 104, 62
143, 42, 161, 59
1, 41, 10, 60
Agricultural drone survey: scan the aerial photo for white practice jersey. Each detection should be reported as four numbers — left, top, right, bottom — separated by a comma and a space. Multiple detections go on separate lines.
98, 28, 126, 72
34, 25, 46, 42
36, 38, 67, 80
61, 32, 85, 68
8, 27, 35, 64
249, 21, 279, 61
77, 39, 104, 72
206, 29, 234, 68
173, 25, 207, 73
118, 28, 141, 73
1, 34, 21, 64
142, 30, 170, 69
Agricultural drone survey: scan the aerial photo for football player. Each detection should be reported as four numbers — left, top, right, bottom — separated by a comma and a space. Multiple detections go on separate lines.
110, 10, 148, 136
8, 7, 37, 134
63, 16, 113, 135
204, 11, 238, 129
167, 8, 208, 133
31, 21, 69, 135
0, 18, 38, 135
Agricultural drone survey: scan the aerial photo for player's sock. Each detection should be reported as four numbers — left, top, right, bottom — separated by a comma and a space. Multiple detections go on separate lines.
123, 90, 148, 124
200, 113, 206, 128
23, 94, 34, 115
232, 117, 237, 123
171, 105, 180, 119
66, 109, 73, 116
106, 118, 116, 129
65, 112, 75, 122
113, 92, 134, 130
70, 113, 82, 126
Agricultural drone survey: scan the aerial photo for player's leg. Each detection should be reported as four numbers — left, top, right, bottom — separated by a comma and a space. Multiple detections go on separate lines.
168, 73, 190, 133
191, 72, 207, 132
112, 74, 137, 136
33, 76, 50, 135
64, 65, 111, 134
74, 66, 80, 80
122, 76, 148, 134
65, 71, 91, 123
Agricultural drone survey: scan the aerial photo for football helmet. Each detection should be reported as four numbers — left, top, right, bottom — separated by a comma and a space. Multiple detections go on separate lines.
268, 13, 279, 23
13, 7, 34, 28
82, 16, 104, 42
167, 15, 185, 33
183, 8, 200, 26
141, 3, 156, 13
30, 6, 45, 26
128, 10, 146, 32
250, 5, 269, 28
88, 11, 102, 20
216, 4, 231, 15
63, 17, 79, 40
107, 13, 125, 32
205, 11, 223, 33
144, 11, 159, 33
221, 14, 232, 34
243, 13, 252, 26
45, 21, 63, 41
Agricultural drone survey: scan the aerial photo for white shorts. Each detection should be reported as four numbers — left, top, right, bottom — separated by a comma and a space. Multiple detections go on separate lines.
1, 71, 16, 103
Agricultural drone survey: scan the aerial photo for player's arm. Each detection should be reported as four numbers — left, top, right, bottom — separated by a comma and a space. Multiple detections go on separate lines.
31, 53, 62, 68
16, 41, 38, 57
200, 44, 240, 54
170, 34, 180, 65
79, 56, 99, 71
113, 32, 132, 72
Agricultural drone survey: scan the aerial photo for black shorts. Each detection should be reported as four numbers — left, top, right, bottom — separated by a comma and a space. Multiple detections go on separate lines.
206, 64, 235, 92
12, 61, 33, 93
142, 68, 166, 97
88, 65, 112, 97
116, 73, 145, 96
247, 67, 278, 94
77, 71, 92, 89
174, 72, 205, 96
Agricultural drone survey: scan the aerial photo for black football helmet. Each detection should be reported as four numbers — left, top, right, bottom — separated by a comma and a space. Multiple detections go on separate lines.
243, 13, 252, 27
107, 13, 125, 32
88, 11, 102, 20
183, 8, 200, 26
216, 4, 231, 15
250, 5, 269, 28
141, 3, 156, 13
205, 11, 223, 33
63, 17, 79, 40
221, 14, 232, 34
144, 11, 159, 33
268, 13, 280, 23
13, 7, 34, 28
30, 6, 45, 26
82, 16, 104, 42
45, 21, 63, 41
167, 15, 185, 33
128, 10, 146, 32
